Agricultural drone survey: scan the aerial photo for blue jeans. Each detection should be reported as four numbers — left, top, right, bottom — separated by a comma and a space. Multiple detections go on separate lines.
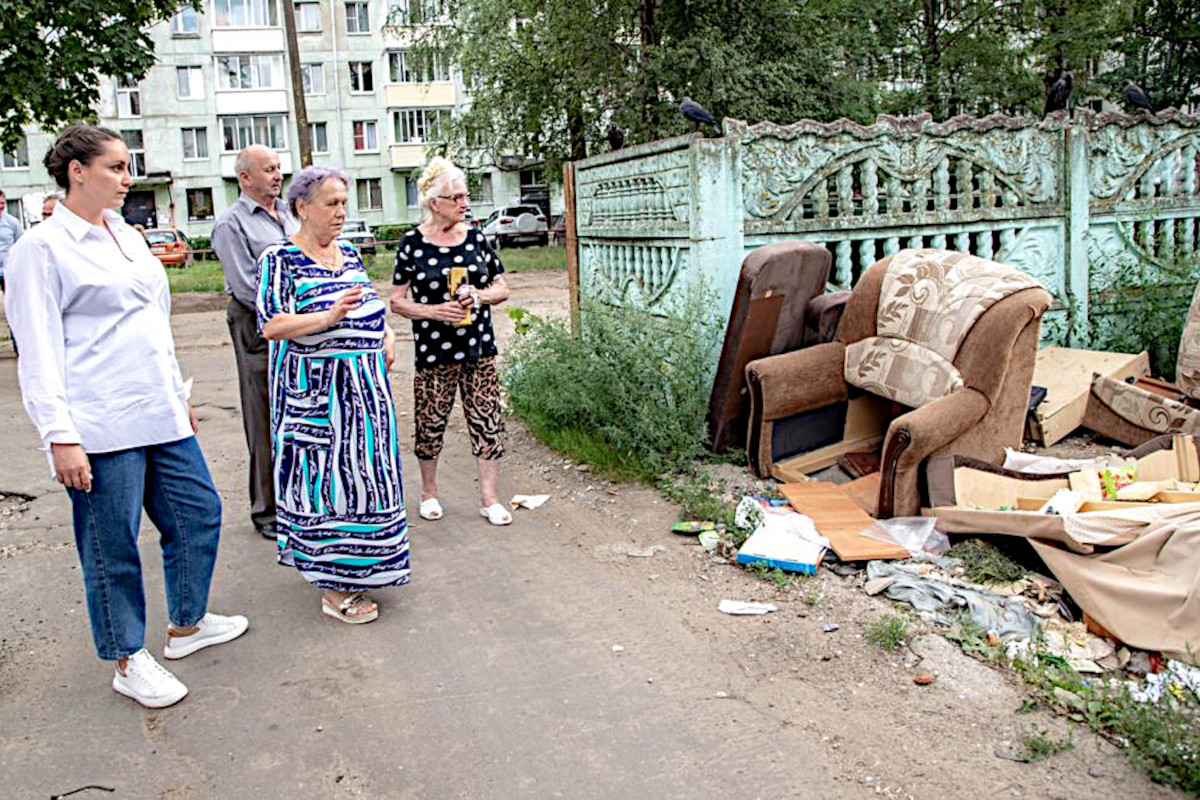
66, 436, 222, 661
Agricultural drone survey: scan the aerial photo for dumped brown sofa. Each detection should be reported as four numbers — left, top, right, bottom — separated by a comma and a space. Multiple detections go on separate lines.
707, 242, 848, 452
745, 249, 1051, 518
1081, 281, 1200, 445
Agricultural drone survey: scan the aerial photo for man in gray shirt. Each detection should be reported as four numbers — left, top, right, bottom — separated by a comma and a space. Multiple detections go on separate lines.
211, 145, 298, 540
0, 189, 23, 293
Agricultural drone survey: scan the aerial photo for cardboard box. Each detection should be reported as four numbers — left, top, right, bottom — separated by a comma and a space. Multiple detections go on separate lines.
1029, 347, 1150, 445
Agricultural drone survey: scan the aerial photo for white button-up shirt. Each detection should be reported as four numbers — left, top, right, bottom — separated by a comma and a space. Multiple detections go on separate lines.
4, 204, 192, 458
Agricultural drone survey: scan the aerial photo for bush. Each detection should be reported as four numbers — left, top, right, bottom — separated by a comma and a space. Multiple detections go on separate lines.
502, 289, 720, 480
374, 223, 414, 250
189, 234, 213, 261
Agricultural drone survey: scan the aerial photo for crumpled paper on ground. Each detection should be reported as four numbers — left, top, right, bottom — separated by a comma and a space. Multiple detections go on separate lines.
510, 494, 550, 510
718, 600, 777, 616
866, 560, 1041, 640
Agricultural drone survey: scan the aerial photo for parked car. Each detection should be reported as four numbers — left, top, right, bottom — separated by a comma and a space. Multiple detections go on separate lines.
482, 205, 549, 248
144, 228, 193, 268
338, 219, 377, 256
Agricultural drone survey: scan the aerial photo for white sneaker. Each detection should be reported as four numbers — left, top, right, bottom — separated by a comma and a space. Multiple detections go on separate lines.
163, 612, 250, 660
112, 649, 188, 708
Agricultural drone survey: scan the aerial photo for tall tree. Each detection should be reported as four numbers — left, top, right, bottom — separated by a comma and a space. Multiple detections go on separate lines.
0, 0, 188, 151
1115, 0, 1200, 110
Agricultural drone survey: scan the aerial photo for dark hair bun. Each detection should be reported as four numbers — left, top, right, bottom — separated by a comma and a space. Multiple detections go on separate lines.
43, 124, 122, 190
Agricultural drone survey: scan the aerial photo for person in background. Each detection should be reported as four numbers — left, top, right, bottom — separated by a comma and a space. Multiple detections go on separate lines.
42, 193, 59, 220
4, 124, 248, 708
389, 157, 512, 526
0, 189, 23, 294
211, 145, 299, 541
258, 166, 408, 624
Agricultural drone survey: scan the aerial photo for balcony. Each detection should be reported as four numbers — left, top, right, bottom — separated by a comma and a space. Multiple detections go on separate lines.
220, 150, 294, 178
214, 90, 290, 116
212, 28, 285, 52
385, 82, 455, 108
389, 143, 430, 170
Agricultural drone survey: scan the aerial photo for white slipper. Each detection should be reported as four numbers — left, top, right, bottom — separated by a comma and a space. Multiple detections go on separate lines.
419, 498, 443, 521
479, 503, 513, 526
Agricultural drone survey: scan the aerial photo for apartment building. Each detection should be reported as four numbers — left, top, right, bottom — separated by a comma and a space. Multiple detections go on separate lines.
0, 0, 558, 236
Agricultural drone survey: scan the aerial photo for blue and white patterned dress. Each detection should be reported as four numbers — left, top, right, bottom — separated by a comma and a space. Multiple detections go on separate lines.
257, 240, 410, 592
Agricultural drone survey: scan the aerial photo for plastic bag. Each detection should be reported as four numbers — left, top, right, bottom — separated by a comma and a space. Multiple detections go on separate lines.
861, 516, 949, 557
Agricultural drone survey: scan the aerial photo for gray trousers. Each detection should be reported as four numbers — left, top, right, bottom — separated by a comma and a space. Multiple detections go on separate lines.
226, 298, 275, 529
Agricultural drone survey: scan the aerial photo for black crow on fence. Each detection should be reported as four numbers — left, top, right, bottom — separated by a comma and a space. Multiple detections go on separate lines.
1043, 67, 1073, 116
607, 123, 625, 151
680, 97, 718, 131
1122, 79, 1154, 114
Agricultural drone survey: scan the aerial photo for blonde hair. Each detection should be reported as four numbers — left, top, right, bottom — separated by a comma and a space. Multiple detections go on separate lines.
417, 156, 466, 222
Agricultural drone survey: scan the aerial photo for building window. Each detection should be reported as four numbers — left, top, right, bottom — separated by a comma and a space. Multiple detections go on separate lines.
357, 178, 383, 211
1, 138, 29, 170
344, 1, 369, 33
294, 1, 321, 31
182, 127, 209, 160
187, 188, 215, 221
309, 122, 329, 153
172, 6, 201, 34
391, 108, 449, 144
352, 120, 378, 152
121, 130, 146, 178
388, 0, 443, 25
217, 54, 284, 90
301, 63, 325, 95
387, 50, 449, 83
221, 115, 287, 151
404, 177, 419, 207
116, 76, 141, 118
176, 66, 205, 100
214, 0, 279, 27
348, 61, 374, 93
477, 173, 493, 204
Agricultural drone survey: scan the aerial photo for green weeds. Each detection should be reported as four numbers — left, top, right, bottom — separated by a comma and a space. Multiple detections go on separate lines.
946, 539, 1027, 584
865, 613, 911, 651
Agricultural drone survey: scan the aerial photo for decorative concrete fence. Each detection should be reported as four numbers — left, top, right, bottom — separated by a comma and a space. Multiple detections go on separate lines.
569, 110, 1200, 351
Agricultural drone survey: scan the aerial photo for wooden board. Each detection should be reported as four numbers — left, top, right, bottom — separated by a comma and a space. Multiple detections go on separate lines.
779, 481, 909, 561
770, 395, 892, 481
1029, 347, 1150, 445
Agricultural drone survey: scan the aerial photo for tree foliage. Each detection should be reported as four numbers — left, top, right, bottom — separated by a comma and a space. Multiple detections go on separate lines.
0, 0, 186, 151
409, 0, 1199, 174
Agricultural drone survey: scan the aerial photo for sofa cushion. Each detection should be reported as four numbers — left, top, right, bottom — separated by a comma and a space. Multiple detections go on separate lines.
1179, 281, 1200, 401
845, 337, 964, 408
876, 249, 1043, 364
1091, 373, 1200, 435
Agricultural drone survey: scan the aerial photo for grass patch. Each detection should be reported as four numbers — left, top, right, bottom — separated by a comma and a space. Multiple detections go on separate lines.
745, 562, 796, 590
946, 538, 1027, 584
1021, 727, 1074, 761
952, 619, 1200, 793
865, 614, 911, 651
166, 244, 565, 294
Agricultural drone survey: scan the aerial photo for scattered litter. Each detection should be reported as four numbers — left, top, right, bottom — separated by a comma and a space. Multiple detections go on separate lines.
1003, 448, 1118, 475
913, 673, 937, 685
822, 623, 840, 633
714, 691, 729, 698
718, 600, 778, 616
734, 495, 766, 531
861, 516, 949, 557
671, 520, 717, 535
626, 544, 666, 558
612, 645, 625, 653
735, 507, 828, 574
1125, 659, 1200, 704
509, 494, 550, 510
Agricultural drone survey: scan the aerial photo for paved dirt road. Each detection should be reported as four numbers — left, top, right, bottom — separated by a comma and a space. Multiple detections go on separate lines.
0, 271, 1180, 798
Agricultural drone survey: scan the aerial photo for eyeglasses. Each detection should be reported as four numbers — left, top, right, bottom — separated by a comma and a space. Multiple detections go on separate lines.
436, 193, 470, 204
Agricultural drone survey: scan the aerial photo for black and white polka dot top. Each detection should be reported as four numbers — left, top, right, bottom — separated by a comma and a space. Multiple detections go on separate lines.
392, 227, 506, 370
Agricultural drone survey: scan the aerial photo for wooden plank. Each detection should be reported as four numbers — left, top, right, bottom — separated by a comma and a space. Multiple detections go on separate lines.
1029, 347, 1150, 445
779, 481, 909, 561
562, 161, 580, 333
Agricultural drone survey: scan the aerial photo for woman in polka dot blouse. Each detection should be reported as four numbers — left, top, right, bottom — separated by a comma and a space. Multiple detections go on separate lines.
389, 157, 513, 526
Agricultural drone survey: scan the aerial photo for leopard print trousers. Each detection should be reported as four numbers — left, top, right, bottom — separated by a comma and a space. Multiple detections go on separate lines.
413, 356, 505, 460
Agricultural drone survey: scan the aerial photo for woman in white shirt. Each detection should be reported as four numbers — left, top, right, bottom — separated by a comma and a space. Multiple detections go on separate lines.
4, 125, 249, 709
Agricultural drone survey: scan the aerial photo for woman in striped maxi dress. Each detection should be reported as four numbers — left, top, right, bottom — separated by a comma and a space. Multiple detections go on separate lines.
258, 166, 409, 624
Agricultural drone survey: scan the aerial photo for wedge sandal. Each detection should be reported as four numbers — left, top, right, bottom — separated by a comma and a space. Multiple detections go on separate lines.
321, 593, 379, 625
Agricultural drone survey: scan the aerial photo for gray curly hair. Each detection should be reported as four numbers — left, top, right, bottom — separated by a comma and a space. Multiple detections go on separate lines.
287, 165, 350, 217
